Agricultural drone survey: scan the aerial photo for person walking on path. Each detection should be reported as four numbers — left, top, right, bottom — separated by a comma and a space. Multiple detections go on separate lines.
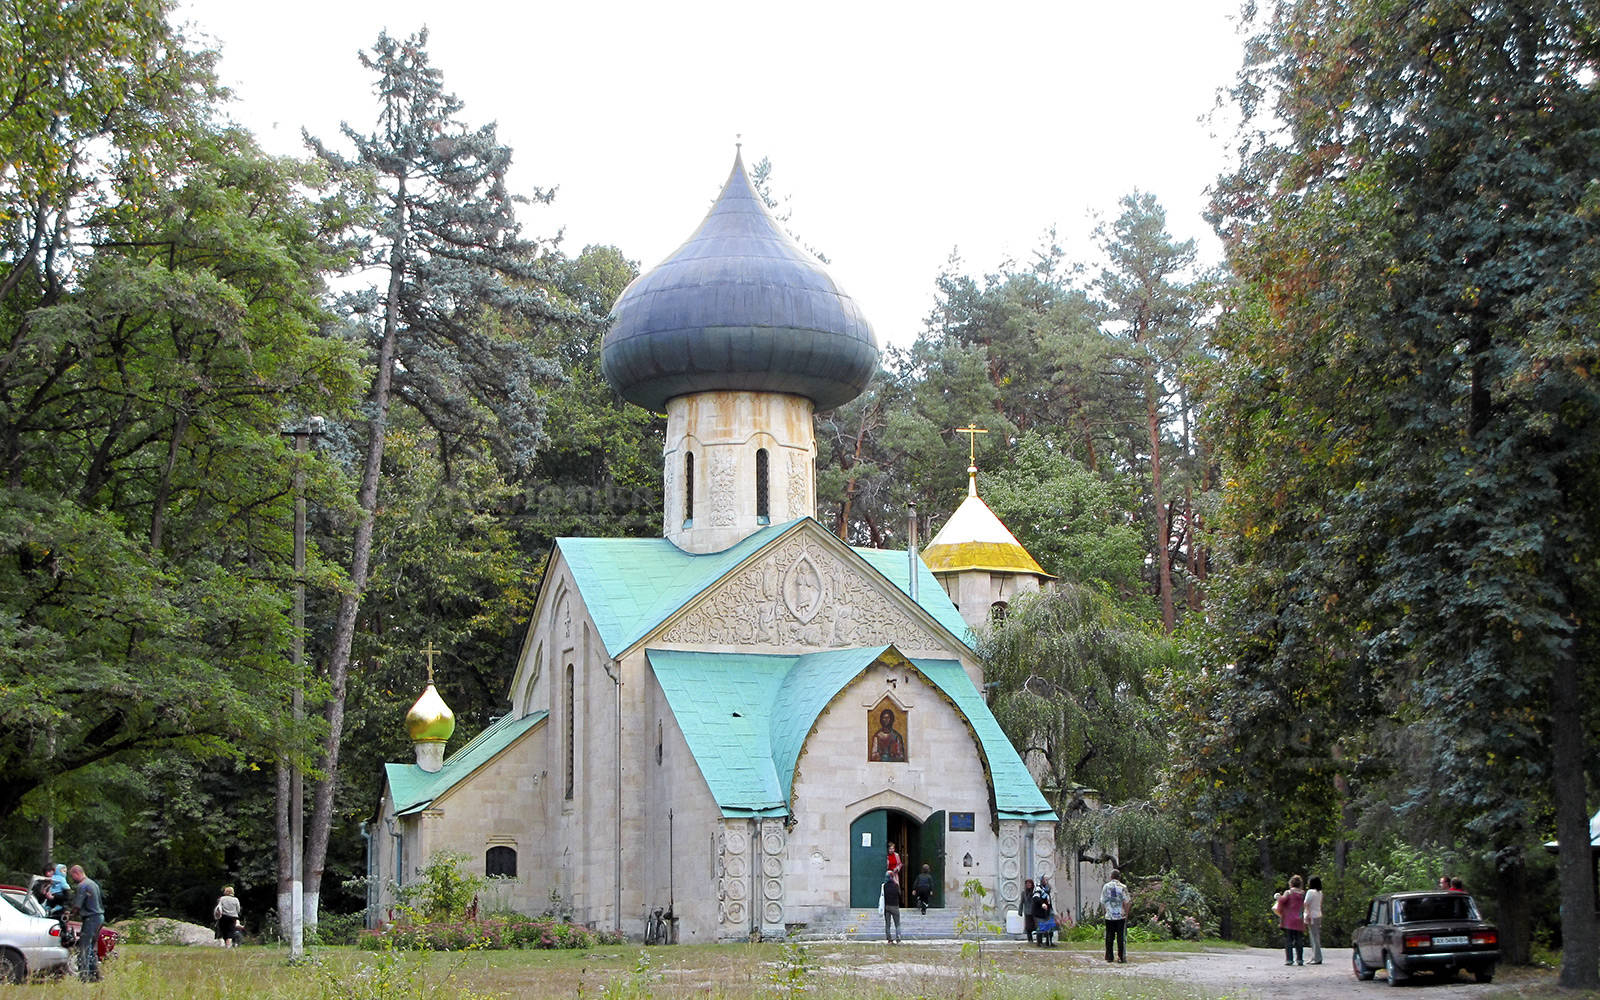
67, 865, 103, 982
1102, 870, 1129, 963
882, 870, 903, 944
1275, 874, 1307, 966
1021, 878, 1037, 943
1303, 876, 1324, 964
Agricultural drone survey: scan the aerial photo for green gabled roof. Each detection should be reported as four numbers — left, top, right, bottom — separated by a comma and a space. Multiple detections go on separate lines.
910, 658, 1057, 821
557, 521, 799, 657
646, 648, 1055, 822
647, 649, 790, 816
387, 711, 546, 816
851, 547, 975, 647
556, 518, 974, 658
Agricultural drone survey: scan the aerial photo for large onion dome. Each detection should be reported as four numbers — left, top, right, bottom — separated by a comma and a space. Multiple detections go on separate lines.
602, 152, 879, 412
405, 684, 456, 744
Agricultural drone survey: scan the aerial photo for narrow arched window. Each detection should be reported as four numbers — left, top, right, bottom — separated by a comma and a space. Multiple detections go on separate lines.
990, 601, 1009, 624
756, 448, 770, 523
486, 846, 517, 878
684, 452, 695, 525
564, 664, 575, 800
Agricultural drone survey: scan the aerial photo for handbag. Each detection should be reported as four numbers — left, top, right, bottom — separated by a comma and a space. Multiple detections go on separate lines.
877, 885, 884, 915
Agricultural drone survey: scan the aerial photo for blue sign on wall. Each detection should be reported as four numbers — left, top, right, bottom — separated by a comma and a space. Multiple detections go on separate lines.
948, 812, 975, 832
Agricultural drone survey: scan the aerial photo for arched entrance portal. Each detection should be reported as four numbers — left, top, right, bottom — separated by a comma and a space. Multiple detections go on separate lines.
848, 808, 946, 908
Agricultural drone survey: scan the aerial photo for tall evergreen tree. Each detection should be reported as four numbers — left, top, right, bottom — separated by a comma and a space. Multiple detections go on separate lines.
301, 29, 574, 929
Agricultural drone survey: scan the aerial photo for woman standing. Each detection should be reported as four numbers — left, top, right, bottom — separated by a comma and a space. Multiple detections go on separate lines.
1274, 875, 1306, 966
1303, 876, 1324, 964
213, 886, 242, 947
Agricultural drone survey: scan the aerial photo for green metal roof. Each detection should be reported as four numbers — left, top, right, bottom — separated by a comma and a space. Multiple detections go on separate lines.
556, 518, 974, 658
646, 648, 1055, 821
387, 711, 546, 816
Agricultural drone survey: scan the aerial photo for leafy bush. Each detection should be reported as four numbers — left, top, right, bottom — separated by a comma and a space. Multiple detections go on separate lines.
392, 851, 484, 924
1127, 870, 1216, 940
361, 914, 624, 951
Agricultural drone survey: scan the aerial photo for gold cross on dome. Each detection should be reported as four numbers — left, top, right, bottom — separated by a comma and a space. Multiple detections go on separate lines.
422, 641, 440, 685
955, 424, 989, 465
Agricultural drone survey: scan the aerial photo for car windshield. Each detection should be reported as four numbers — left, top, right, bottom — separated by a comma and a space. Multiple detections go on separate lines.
1396, 894, 1478, 923
0, 891, 33, 915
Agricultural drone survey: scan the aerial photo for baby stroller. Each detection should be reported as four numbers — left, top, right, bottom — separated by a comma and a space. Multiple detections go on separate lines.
1033, 900, 1058, 947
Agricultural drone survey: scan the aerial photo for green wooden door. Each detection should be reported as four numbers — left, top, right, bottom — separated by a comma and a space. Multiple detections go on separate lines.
849, 810, 888, 908
918, 810, 946, 908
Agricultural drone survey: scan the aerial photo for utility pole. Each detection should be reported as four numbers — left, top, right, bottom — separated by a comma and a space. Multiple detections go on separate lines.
284, 417, 323, 962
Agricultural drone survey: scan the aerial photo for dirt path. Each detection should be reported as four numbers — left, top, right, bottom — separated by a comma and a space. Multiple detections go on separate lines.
1121, 945, 1506, 1000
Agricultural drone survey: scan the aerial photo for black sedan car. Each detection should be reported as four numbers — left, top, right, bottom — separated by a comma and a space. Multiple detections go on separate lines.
1353, 891, 1499, 985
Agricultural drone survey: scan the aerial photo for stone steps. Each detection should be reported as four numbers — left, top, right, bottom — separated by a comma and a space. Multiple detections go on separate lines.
789, 905, 1012, 941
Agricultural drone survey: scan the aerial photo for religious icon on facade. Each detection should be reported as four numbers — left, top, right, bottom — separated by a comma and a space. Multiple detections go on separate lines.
868, 703, 908, 762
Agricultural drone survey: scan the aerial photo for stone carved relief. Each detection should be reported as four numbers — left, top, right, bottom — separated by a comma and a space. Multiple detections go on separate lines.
759, 818, 785, 928
999, 824, 1022, 907
786, 452, 808, 519
660, 535, 942, 649
709, 450, 737, 527
718, 824, 750, 929
663, 456, 678, 532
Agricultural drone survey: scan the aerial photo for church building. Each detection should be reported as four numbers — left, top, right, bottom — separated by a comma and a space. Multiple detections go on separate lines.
372, 153, 1059, 941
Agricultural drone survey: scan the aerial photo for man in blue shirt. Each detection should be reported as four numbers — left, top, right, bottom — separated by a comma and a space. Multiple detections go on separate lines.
68, 865, 103, 982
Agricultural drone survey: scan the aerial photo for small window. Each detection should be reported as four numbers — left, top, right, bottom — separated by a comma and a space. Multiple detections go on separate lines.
990, 601, 1009, 623
756, 448, 770, 523
486, 846, 517, 878
684, 453, 695, 526
656, 720, 664, 765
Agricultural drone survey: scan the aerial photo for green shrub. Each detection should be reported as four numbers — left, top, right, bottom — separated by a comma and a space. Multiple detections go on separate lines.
361, 914, 624, 951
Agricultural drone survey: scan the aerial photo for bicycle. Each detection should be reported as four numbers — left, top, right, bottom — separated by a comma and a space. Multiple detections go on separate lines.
643, 906, 674, 945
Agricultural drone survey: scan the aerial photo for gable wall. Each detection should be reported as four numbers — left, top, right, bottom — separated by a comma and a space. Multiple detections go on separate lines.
783, 658, 998, 924
632, 650, 727, 941
414, 729, 552, 915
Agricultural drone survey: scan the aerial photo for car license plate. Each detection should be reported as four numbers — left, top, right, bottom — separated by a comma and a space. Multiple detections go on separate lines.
1433, 935, 1469, 946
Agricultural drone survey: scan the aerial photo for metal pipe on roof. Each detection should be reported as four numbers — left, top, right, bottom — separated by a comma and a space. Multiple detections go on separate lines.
908, 502, 919, 603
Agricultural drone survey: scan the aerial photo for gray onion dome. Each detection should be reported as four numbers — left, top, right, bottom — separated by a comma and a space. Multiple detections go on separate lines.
601, 152, 879, 412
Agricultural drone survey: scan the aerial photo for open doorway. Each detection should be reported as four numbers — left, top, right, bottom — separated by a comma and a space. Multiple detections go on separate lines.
848, 808, 946, 908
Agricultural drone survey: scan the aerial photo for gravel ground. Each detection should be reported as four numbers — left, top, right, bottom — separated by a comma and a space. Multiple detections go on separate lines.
1118, 944, 1508, 1000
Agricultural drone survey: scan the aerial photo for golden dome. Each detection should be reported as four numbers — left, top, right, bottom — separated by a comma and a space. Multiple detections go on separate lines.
921, 466, 1052, 578
405, 684, 455, 743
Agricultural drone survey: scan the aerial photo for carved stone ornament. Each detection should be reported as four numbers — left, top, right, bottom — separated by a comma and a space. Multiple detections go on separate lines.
786, 452, 808, 517
660, 535, 942, 649
710, 450, 737, 527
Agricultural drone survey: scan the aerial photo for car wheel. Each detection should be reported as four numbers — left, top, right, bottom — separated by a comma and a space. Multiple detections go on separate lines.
1474, 965, 1495, 984
0, 948, 24, 984
1384, 951, 1406, 987
1353, 947, 1376, 981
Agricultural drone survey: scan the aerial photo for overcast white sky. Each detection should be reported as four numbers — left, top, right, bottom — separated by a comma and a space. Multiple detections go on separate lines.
177, 0, 1246, 347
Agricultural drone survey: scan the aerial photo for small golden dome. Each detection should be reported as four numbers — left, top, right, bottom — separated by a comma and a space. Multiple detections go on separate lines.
406, 684, 455, 743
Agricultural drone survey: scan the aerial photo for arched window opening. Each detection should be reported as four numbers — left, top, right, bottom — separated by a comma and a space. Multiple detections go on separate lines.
990, 601, 1009, 624
564, 664, 575, 800
486, 846, 517, 878
756, 448, 770, 523
684, 452, 695, 526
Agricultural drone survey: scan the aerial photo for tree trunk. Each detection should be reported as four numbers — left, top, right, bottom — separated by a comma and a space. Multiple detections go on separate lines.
303, 185, 408, 931
275, 759, 291, 935
1494, 849, 1532, 966
1146, 377, 1174, 632
1552, 647, 1598, 986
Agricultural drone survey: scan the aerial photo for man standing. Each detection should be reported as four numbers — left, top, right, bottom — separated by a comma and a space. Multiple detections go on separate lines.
881, 870, 902, 944
1102, 869, 1129, 963
67, 865, 103, 981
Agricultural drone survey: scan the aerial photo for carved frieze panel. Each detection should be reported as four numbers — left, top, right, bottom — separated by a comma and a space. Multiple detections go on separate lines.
786, 452, 808, 518
710, 450, 737, 527
659, 534, 941, 649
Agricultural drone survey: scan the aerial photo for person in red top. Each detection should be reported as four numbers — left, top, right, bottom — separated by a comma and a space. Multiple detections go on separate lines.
1275, 874, 1307, 966
886, 842, 902, 879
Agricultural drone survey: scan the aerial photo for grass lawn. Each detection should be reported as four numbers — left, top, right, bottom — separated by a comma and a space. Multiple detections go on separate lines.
0, 940, 1587, 1000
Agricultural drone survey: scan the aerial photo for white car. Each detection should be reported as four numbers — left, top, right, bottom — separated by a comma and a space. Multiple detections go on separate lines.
0, 888, 70, 981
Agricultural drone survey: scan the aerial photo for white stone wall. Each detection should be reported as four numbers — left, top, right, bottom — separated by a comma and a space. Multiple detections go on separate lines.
663, 391, 816, 554
783, 658, 999, 924
939, 568, 1048, 635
